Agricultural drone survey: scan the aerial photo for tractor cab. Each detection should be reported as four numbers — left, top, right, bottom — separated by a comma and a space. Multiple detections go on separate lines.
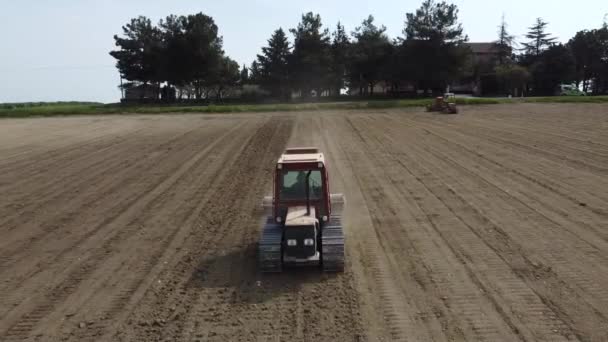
272, 147, 331, 223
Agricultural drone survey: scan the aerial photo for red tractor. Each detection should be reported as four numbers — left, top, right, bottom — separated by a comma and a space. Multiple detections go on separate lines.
259, 147, 345, 272
427, 93, 459, 114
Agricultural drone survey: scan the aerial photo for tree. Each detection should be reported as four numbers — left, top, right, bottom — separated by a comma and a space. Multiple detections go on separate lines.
568, 30, 600, 91
256, 28, 291, 99
289, 12, 332, 98
495, 64, 530, 96
111, 13, 244, 102
569, 27, 608, 93
402, 0, 468, 94
529, 44, 575, 95
382, 41, 404, 96
350, 15, 392, 96
158, 15, 189, 88
240, 65, 249, 84
183, 13, 224, 99
496, 14, 515, 64
404, 0, 465, 42
249, 61, 262, 84
208, 56, 240, 100
594, 26, 608, 93
110, 16, 164, 95
329, 22, 351, 96
522, 18, 556, 57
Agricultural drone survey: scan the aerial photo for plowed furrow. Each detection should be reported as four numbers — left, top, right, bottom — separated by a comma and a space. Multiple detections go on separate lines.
0, 122, 209, 237
380, 116, 608, 335
0, 118, 116, 168
0, 121, 247, 339
115, 117, 295, 342
64, 120, 265, 341
325, 117, 437, 342
0, 121, 234, 295
345, 116, 524, 341
0, 121, 142, 178
356, 116, 577, 340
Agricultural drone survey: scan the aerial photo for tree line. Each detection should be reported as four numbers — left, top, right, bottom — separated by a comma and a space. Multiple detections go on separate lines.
110, 0, 608, 102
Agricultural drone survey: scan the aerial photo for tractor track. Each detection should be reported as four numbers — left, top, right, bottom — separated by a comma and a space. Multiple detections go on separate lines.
352, 115, 576, 341
344, 115, 524, 341
1, 104, 607, 341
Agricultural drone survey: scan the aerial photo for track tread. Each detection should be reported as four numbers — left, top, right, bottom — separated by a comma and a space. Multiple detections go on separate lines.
259, 217, 283, 273
322, 215, 345, 272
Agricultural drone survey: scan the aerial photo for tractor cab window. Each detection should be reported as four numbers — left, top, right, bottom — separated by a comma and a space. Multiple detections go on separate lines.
280, 170, 323, 200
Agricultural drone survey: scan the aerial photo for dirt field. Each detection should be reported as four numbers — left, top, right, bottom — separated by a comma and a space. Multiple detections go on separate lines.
0, 103, 607, 342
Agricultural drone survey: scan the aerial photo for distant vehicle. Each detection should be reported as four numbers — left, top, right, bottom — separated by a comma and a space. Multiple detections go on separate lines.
427, 93, 458, 114
557, 84, 586, 96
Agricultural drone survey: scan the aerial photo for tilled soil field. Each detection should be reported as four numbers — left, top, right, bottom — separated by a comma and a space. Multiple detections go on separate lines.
0, 103, 607, 342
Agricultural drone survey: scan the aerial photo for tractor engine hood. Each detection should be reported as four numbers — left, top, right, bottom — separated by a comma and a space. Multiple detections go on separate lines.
285, 206, 318, 227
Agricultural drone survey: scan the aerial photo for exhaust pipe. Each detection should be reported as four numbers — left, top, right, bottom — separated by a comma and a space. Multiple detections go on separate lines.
305, 170, 312, 215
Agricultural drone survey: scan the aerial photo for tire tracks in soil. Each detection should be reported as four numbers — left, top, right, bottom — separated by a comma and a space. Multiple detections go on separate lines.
351, 115, 577, 341
377, 113, 608, 340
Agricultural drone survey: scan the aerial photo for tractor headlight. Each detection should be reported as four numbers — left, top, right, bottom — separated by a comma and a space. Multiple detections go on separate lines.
277, 163, 283, 170
322, 215, 328, 222
276, 216, 282, 223
318, 162, 324, 168
304, 238, 314, 246
287, 239, 297, 246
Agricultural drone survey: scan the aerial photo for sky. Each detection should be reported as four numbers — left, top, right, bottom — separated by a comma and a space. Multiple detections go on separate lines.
1, 0, 606, 103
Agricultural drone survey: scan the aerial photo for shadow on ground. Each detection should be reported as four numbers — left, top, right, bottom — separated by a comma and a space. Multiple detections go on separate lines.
186, 241, 339, 304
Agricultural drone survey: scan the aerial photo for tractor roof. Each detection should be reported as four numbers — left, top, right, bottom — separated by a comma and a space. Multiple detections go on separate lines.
278, 147, 325, 164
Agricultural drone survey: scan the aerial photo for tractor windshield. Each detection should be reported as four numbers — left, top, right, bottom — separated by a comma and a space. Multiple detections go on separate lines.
279, 170, 323, 200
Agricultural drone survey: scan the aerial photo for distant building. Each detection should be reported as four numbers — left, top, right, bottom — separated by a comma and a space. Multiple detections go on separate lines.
452, 42, 508, 95
348, 81, 415, 97
466, 42, 503, 65
122, 84, 176, 103
123, 84, 158, 101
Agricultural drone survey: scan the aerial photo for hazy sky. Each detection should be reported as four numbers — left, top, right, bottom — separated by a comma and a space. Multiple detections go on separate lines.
1, 0, 606, 103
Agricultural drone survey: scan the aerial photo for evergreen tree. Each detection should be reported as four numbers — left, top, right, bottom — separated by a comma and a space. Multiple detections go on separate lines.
402, 0, 468, 94
330, 22, 351, 96
289, 13, 332, 97
240, 64, 249, 84
350, 15, 392, 96
496, 14, 515, 64
522, 18, 556, 56
256, 28, 291, 99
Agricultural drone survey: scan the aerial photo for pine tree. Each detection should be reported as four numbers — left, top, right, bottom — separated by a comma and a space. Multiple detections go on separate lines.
249, 61, 261, 83
240, 64, 249, 84
349, 15, 392, 96
289, 12, 332, 97
256, 28, 291, 99
330, 22, 351, 96
495, 14, 515, 64
402, 0, 468, 93
522, 18, 556, 56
